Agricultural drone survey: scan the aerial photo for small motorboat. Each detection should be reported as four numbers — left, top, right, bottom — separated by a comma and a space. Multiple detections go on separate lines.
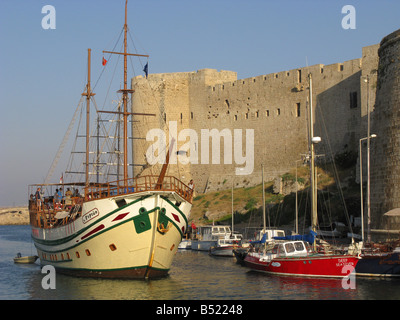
13, 253, 39, 264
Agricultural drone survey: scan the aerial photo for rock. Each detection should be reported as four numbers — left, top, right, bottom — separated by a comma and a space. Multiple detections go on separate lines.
273, 177, 305, 196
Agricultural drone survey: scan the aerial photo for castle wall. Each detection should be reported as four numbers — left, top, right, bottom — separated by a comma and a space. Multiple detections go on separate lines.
130, 44, 379, 198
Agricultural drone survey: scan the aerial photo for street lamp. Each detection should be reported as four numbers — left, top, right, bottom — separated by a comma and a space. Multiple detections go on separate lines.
359, 134, 377, 242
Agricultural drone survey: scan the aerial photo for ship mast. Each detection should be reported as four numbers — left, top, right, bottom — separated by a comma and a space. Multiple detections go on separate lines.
102, 0, 152, 186
82, 48, 95, 197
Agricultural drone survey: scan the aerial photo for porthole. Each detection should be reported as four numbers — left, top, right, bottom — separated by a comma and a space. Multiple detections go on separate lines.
85, 249, 91, 256
76, 251, 80, 258
109, 244, 117, 251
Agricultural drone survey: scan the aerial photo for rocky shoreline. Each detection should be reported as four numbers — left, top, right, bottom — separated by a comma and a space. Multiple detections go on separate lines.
0, 206, 29, 225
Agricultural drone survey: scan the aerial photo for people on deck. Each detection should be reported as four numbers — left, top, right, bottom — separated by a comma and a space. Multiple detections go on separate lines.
187, 179, 195, 200
35, 188, 42, 209
65, 188, 73, 209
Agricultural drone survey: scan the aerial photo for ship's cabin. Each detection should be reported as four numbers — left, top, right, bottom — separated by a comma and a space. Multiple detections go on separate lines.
272, 241, 311, 257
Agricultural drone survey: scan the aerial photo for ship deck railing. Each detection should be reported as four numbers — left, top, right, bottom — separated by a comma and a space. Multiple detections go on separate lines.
29, 175, 193, 229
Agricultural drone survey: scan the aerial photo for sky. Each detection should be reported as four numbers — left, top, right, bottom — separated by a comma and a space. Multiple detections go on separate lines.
1, 0, 400, 207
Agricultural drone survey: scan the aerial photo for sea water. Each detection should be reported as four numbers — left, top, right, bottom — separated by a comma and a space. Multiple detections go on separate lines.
0, 225, 399, 300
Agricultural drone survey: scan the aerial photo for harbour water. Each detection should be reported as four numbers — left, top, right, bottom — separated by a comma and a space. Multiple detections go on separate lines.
1, 225, 399, 301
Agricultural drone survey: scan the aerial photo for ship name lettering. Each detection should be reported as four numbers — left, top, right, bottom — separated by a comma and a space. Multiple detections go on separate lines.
83, 208, 99, 224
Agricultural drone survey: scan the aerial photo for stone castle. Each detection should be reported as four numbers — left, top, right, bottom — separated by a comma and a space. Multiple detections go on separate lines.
129, 28, 400, 234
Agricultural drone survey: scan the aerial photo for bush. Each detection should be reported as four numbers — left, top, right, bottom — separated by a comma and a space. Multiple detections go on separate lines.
245, 198, 257, 210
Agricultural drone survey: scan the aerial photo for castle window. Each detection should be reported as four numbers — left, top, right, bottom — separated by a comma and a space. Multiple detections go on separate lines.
276, 108, 281, 116
266, 110, 270, 117
298, 70, 302, 83
234, 115, 238, 121
350, 92, 358, 109
245, 113, 249, 119
320, 67, 324, 74
296, 103, 301, 117
339, 64, 344, 71
190, 112, 194, 119
256, 111, 259, 118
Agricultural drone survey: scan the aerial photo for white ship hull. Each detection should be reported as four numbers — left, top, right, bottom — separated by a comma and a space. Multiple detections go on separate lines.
31, 191, 191, 279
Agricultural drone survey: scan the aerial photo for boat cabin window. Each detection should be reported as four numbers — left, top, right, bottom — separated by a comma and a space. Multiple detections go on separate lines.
276, 231, 285, 237
294, 241, 305, 252
285, 243, 295, 253
277, 244, 285, 256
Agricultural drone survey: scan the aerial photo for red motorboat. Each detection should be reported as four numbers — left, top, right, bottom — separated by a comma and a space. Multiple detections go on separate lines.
244, 240, 359, 278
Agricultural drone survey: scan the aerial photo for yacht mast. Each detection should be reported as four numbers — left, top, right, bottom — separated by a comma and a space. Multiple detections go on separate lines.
309, 73, 319, 250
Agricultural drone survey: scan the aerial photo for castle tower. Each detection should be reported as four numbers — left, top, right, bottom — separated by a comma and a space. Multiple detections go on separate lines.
370, 29, 400, 232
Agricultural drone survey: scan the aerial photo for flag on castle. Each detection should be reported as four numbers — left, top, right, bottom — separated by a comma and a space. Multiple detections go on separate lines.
102, 57, 107, 66
143, 62, 148, 78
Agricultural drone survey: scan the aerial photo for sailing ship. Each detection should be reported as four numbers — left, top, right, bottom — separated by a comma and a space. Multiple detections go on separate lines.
28, 1, 192, 279
244, 73, 359, 278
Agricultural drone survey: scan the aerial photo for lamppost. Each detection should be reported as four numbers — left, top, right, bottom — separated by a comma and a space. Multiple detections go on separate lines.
359, 134, 377, 243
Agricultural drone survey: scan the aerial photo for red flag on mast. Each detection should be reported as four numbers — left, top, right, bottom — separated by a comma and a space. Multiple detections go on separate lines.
102, 57, 107, 66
